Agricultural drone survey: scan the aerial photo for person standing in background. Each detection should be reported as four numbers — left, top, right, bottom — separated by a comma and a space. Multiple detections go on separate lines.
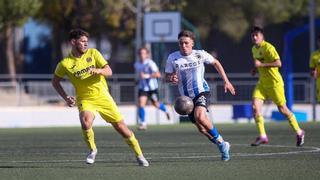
134, 47, 170, 130
310, 35, 320, 102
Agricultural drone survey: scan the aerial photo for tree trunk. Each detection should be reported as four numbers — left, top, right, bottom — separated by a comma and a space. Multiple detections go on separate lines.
51, 26, 63, 72
0, 31, 5, 73
5, 24, 17, 84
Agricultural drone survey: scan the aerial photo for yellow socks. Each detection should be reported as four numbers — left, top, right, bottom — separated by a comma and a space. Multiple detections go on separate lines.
125, 133, 143, 157
287, 113, 302, 134
255, 115, 267, 137
82, 128, 97, 151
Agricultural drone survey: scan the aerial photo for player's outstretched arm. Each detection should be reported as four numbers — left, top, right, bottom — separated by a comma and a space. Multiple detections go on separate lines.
52, 75, 76, 107
211, 60, 236, 95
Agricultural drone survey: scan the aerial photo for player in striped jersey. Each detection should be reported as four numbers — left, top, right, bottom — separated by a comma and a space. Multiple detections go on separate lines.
165, 30, 236, 161
134, 47, 170, 130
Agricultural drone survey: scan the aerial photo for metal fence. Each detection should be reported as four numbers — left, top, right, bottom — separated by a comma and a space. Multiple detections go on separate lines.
0, 73, 313, 106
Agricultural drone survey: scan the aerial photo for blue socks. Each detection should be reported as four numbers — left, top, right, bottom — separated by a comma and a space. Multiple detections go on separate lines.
138, 107, 145, 123
207, 127, 223, 144
159, 103, 167, 112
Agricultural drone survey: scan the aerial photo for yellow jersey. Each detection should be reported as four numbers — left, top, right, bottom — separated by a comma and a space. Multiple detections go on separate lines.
252, 40, 284, 87
54, 48, 109, 100
310, 49, 320, 75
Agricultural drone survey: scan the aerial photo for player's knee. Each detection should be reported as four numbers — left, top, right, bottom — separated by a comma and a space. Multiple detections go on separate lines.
252, 105, 261, 117
195, 114, 205, 124
278, 105, 290, 116
81, 121, 91, 130
112, 121, 132, 138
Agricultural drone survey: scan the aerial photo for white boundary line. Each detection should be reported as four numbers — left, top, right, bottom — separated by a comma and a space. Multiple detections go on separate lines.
1, 144, 319, 163
152, 144, 320, 160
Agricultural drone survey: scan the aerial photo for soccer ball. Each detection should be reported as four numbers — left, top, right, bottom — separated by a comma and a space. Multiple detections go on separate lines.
174, 96, 194, 115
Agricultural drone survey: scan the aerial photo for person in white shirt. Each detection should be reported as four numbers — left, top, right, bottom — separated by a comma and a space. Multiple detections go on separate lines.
165, 30, 235, 161
134, 47, 170, 130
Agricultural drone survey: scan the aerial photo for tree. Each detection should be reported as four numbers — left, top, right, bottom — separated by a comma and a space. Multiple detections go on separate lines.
0, 0, 41, 80
183, 0, 310, 42
34, 0, 187, 70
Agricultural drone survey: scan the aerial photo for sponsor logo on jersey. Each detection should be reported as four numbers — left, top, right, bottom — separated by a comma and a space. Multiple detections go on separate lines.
73, 65, 95, 77
175, 60, 201, 69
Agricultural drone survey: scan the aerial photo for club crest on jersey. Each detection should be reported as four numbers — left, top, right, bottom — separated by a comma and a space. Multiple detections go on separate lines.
86, 57, 92, 62
195, 53, 202, 60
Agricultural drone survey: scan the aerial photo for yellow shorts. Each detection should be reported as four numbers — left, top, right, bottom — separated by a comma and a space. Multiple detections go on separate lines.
252, 84, 286, 106
77, 93, 123, 123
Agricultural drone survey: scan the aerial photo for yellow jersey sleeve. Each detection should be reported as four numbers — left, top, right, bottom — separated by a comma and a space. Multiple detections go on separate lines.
54, 62, 66, 78
310, 50, 320, 68
265, 45, 280, 62
92, 49, 108, 68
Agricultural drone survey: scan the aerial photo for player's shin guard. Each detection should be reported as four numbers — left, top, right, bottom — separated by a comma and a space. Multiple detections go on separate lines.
208, 127, 224, 144
255, 115, 267, 137
125, 133, 143, 157
159, 103, 167, 112
138, 107, 145, 123
287, 113, 302, 134
82, 128, 97, 151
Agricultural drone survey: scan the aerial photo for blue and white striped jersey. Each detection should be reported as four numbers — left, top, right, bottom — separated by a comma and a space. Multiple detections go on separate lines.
134, 59, 159, 91
165, 50, 216, 99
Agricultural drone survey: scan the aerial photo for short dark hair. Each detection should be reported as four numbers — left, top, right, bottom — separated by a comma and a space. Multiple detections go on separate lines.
138, 47, 150, 54
178, 30, 195, 42
69, 29, 89, 41
251, 26, 264, 34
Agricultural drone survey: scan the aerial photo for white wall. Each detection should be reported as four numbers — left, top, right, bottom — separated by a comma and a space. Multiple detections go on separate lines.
0, 104, 318, 128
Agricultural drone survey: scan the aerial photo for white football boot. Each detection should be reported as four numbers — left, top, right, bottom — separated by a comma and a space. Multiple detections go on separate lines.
86, 149, 98, 164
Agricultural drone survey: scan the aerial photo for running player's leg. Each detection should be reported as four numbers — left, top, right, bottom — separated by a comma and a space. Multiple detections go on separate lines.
251, 98, 268, 146
111, 121, 149, 166
277, 105, 304, 146
99, 95, 149, 166
272, 86, 305, 146
138, 91, 148, 129
251, 85, 268, 146
193, 106, 230, 161
79, 111, 97, 164
150, 90, 170, 120
194, 106, 223, 143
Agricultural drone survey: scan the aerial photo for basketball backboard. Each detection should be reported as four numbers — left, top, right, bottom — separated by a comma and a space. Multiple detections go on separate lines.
144, 12, 181, 42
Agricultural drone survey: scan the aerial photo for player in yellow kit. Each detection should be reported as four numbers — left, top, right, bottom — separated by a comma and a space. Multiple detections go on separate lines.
51, 29, 149, 166
250, 26, 305, 147
310, 35, 320, 102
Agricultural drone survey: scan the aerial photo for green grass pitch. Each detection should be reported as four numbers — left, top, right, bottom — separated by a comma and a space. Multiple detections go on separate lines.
0, 122, 319, 180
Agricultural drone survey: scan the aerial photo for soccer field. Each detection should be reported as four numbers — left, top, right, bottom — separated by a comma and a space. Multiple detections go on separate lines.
0, 122, 319, 180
